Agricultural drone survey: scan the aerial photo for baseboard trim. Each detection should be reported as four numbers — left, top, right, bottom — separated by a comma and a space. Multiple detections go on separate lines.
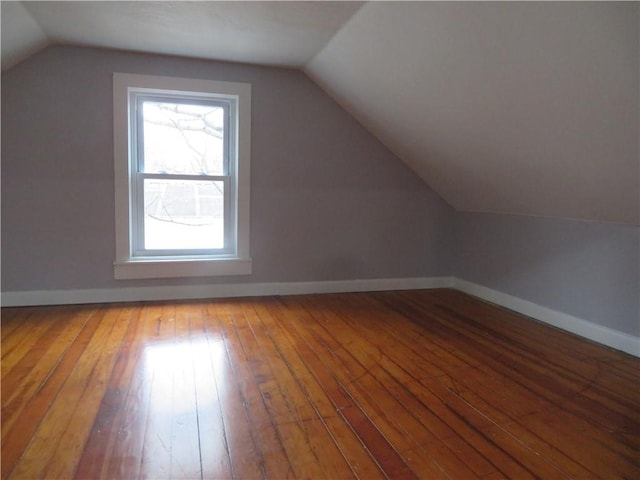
3, 275, 637, 357
453, 278, 640, 358
0, 276, 454, 307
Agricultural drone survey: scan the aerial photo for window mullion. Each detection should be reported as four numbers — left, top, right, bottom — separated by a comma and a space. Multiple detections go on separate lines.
141, 172, 228, 182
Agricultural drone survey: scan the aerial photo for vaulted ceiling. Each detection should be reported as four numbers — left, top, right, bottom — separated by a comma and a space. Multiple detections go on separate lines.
2, 1, 638, 225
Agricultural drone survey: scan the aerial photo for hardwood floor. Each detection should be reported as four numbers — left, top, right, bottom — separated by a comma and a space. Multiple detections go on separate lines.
2, 289, 638, 479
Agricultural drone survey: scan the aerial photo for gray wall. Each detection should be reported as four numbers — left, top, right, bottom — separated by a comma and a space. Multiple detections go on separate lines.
1, 45, 452, 292
2, 45, 637, 342
452, 212, 640, 337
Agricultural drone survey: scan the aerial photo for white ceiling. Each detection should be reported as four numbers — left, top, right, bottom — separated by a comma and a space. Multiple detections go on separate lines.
306, 2, 639, 225
1, 1, 364, 68
1, 1, 49, 69
2, 1, 638, 225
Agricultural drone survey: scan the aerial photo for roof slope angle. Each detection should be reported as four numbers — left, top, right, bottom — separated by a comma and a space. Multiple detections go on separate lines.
305, 1, 640, 225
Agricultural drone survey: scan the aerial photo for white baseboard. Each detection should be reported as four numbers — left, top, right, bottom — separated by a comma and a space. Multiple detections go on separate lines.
2, 275, 637, 357
453, 278, 640, 358
0, 276, 454, 307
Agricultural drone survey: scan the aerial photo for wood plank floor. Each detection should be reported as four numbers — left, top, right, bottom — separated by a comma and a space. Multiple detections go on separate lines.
2, 289, 639, 479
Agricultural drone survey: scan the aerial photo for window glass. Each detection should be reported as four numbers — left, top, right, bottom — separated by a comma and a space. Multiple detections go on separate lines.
141, 100, 226, 176
143, 179, 225, 250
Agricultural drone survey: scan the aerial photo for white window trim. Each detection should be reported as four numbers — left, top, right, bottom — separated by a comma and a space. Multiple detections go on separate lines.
113, 73, 251, 279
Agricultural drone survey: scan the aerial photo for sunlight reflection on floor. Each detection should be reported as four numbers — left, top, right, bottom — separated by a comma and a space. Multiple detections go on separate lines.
139, 336, 229, 477
144, 338, 226, 414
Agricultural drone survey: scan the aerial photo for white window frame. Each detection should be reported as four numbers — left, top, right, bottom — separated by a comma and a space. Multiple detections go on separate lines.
113, 73, 251, 279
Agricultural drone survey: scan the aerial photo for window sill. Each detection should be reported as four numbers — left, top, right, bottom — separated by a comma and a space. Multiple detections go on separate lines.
114, 257, 252, 280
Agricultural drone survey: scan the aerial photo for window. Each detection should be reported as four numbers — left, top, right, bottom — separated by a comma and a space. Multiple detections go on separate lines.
113, 73, 251, 279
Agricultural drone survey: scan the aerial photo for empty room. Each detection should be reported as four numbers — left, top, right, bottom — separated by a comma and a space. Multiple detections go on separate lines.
1, 1, 638, 479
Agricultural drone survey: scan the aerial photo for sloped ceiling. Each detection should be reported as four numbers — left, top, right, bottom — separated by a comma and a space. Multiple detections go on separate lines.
2, 1, 638, 225
0, 1, 49, 69
306, 2, 639, 225
1, 1, 364, 68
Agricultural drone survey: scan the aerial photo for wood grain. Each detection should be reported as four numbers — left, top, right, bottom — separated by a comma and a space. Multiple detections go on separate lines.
2, 289, 638, 479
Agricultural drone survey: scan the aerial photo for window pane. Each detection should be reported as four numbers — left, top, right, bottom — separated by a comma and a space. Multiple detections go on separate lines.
142, 101, 225, 175
144, 179, 224, 250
